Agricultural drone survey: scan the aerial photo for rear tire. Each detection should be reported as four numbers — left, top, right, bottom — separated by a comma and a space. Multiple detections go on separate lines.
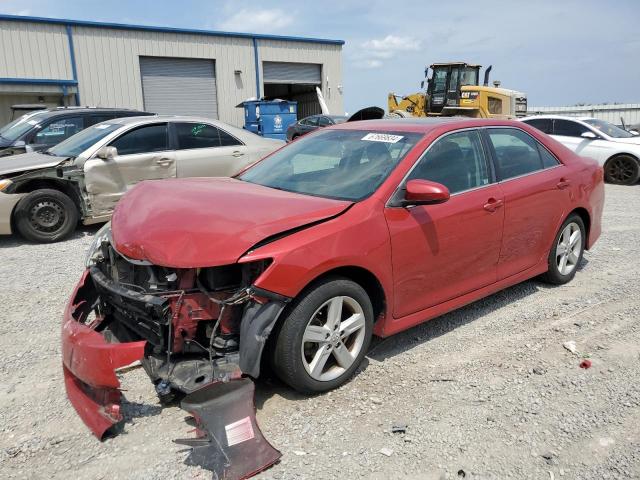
14, 189, 78, 243
271, 277, 373, 394
604, 154, 640, 185
540, 214, 586, 285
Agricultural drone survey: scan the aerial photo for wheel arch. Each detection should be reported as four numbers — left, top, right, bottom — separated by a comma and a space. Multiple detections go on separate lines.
568, 206, 591, 249
295, 265, 387, 325
13, 178, 83, 215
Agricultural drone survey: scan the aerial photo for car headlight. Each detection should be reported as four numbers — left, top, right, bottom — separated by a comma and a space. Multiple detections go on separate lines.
85, 222, 112, 267
0, 178, 13, 192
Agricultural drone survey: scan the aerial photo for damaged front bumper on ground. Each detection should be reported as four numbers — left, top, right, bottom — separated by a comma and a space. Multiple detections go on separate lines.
62, 254, 288, 478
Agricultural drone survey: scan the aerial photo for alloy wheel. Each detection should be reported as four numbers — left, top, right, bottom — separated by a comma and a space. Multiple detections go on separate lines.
606, 157, 637, 184
301, 295, 367, 382
555, 222, 582, 276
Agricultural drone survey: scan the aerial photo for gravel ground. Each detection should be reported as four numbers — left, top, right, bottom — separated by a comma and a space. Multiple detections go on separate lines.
0, 184, 638, 480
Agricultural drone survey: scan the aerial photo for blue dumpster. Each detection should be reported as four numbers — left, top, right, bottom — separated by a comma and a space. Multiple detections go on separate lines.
242, 100, 297, 141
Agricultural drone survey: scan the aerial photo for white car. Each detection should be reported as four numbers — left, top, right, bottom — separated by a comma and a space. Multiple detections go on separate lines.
521, 115, 640, 185
0, 116, 283, 242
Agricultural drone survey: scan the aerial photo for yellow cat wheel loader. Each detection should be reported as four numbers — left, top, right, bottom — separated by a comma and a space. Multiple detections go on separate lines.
388, 62, 527, 119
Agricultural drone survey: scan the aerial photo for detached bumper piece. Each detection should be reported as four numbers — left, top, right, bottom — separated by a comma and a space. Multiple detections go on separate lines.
176, 378, 281, 480
61, 270, 145, 438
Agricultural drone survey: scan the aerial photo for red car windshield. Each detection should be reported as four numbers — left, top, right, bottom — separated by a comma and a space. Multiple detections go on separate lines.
240, 129, 423, 201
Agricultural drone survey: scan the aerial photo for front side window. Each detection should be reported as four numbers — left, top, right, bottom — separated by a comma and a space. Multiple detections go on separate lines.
49, 123, 121, 158
582, 118, 633, 138
301, 117, 319, 127
487, 128, 545, 180
110, 123, 168, 156
553, 119, 589, 137
407, 130, 490, 194
32, 116, 84, 145
239, 129, 423, 201
175, 123, 221, 149
523, 118, 553, 134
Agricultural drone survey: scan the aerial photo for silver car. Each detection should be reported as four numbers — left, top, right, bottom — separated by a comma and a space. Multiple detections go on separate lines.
0, 116, 283, 242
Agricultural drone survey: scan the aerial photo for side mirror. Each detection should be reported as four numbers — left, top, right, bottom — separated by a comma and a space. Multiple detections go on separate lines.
581, 131, 597, 139
96, 146, 117, 160
403, 179, 450, 206
12, 140, 26, 148
629, 130, 639, 136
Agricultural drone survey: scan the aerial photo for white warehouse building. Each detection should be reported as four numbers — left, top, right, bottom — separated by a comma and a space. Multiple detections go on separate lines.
0, 14, 344, 126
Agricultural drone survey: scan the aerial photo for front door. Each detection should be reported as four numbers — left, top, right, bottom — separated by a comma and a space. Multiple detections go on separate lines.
385, 129, 504, 318
83, 123, 176, 216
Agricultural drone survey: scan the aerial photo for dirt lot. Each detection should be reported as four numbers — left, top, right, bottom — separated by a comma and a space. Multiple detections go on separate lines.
0, 184, 638, 480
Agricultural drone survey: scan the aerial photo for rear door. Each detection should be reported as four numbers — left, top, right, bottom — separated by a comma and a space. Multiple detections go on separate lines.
172, 122, 250, 178
484, 127, 570, 279
385, 129, 504, 317
83, 122, 176, 215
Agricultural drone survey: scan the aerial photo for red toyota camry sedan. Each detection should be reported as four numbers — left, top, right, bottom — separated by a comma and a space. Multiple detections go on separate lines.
62, 118, 603, 469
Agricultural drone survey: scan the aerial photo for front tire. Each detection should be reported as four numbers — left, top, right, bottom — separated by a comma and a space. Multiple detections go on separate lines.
271, 277, 373, 394
604, 155, 640, 185
14, 189, 78, 243
541, 214, 586, 285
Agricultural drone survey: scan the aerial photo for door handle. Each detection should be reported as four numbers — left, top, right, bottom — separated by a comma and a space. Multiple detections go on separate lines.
232, 150, 245, 157
155, 158, 173, 166
557, 178, 571, 189
483, 198, 504, 212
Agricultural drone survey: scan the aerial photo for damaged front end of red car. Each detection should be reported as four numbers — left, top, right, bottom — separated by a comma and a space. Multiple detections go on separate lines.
62, 232, 286, 478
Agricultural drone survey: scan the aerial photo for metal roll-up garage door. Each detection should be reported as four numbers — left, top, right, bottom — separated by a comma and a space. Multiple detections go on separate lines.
140, 57, 218, 118
263, 62, 321, 85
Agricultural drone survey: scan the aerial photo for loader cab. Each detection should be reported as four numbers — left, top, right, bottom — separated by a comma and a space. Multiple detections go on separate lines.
426, 63, 481, 113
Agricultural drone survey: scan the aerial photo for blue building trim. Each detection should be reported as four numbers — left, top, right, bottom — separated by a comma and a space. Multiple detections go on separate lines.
0, 14, 345, 45
0, 78, 78, 86
253, 38, 261, 99
65, 25, 80, 105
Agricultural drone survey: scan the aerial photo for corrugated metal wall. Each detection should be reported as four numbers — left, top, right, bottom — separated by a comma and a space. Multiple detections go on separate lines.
259, 40, 343, 116
0, 20, 73, 79
528, 104, 640, 125
71, 26, 254, 126
0, 19, 344, 127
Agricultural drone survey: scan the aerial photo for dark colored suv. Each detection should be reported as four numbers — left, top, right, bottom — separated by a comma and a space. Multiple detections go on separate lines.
0, 107, 154, 157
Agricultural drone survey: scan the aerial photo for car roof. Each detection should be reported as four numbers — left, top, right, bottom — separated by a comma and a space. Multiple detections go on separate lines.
333, 117, 528, 133
25, 107, 149, 120
521, 115, 590, 122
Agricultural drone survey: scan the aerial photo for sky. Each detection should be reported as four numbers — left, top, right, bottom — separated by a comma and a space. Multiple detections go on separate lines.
1, 0, 639, 114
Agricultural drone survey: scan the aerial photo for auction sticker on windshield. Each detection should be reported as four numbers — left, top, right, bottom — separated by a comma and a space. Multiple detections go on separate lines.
361, 133, 404, 143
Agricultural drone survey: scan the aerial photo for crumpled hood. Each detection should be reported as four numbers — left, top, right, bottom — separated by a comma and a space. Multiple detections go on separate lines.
0, 151, 67, 176
111, 177, 352, 267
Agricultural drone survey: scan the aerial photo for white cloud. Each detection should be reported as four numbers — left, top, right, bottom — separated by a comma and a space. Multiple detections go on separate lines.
353, 34, 422, 69
217, 8, 294, 34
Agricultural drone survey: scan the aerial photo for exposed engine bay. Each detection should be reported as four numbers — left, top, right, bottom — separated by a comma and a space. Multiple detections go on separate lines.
66, 233, 288, 478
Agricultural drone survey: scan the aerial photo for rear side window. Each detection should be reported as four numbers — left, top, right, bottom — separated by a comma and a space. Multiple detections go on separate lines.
110, 123, 168, 155
524, 118, 553, 134
175, 123, 221, 149
218, 128, 242, 146
32, 116, 84, 145
301, 117, 319, 126
539, 145, 560, 168
553, 119, 589, 137
487, 128, 545, 180
408, 130, 490, 194
318, 116, 331, 127
87, 114, 116, 126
